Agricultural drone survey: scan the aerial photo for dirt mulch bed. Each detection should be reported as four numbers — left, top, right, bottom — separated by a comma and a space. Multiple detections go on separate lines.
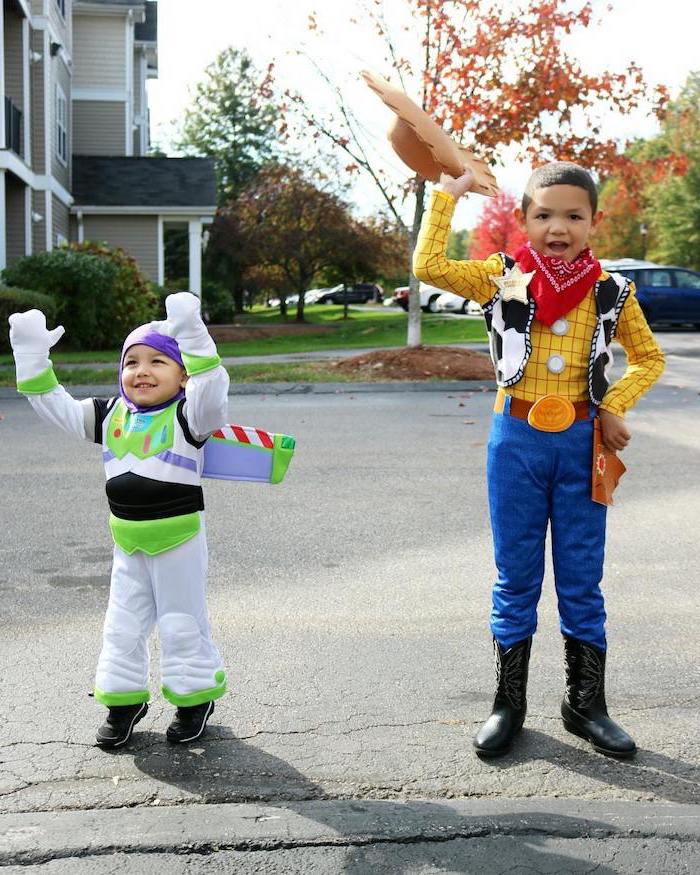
333, 345, 495, 381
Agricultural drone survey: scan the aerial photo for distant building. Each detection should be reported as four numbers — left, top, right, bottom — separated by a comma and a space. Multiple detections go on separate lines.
1, 0, 216, 294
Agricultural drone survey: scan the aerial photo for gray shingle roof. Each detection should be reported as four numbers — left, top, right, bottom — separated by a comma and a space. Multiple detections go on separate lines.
135, 1, 157, 42
72, 157, 217, 208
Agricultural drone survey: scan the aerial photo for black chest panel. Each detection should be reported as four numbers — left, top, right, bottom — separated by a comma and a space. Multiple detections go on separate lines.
106, 473, 204, 521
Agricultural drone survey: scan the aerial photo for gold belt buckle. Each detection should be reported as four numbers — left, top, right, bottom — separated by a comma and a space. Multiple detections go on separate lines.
527, 395, 576, 432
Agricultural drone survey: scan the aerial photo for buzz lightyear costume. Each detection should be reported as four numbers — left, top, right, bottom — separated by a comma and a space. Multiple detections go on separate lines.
9, 295, 293, 713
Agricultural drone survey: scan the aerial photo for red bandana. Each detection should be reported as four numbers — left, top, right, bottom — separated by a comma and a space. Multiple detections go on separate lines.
513, 243, 601, 326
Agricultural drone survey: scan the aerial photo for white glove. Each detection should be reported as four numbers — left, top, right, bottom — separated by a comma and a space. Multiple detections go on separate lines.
151, 292, 216, 359
9, 310, 65, 384
9, 309, 65, 354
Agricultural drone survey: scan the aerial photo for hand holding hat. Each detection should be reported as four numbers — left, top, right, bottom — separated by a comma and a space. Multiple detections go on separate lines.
361, 70, 498, 197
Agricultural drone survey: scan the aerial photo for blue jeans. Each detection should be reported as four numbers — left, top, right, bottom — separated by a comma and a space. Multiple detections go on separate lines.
487, 397, 608, 650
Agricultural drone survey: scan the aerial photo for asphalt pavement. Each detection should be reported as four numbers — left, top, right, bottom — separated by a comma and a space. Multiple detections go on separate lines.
0, 331, 698, 872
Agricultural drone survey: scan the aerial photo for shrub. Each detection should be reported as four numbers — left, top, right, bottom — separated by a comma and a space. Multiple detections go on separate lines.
2, 243, 158, 349
70, 241, 159, 343
0, 286, 57, 354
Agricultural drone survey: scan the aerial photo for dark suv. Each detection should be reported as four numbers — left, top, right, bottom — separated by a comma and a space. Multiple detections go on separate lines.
604, 260, 700, 327
317, 283, 383, 304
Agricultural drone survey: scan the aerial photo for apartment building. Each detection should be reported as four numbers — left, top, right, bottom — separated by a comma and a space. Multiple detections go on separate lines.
1, 0, 215, 294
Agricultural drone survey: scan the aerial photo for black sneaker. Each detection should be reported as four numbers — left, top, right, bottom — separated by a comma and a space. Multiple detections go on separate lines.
166, 701, 215, 744
96, 702, 148, 749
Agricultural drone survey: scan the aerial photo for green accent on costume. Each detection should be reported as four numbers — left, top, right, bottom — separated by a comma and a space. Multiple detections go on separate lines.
161, 670, 227, 706
106, 400, 177, 460
181, 351, 221, 376
271, 433, 296, 484
94, 687, 150, 706
17, 366, 59, 395
109, 511, 201, 555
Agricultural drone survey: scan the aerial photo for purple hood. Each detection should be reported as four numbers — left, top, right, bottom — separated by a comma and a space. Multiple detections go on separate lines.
119, 324, 185, 413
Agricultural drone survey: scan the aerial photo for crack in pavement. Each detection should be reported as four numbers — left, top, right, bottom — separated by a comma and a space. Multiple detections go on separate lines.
4, 827, 700, 868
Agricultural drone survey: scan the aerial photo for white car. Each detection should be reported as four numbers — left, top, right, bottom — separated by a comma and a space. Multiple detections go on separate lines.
394, 283, 451, 313
436, 292, 483, 315
303, 288, 329, 305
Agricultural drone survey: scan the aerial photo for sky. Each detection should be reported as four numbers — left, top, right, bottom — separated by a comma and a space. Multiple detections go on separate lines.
149, 0, 699, 229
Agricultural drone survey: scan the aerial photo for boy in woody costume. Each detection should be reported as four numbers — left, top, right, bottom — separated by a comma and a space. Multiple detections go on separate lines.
413, 162, 664, 758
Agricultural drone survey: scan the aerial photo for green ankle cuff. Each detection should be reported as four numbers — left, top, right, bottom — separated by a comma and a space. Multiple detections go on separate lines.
94, 687, 150, 706
161, 671, 226, 706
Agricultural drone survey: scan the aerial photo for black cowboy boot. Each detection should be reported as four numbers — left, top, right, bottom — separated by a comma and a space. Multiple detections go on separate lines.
473, 636, 532, 757
96, 702, 148, 749
166, 700, 215, 744
561, 635, 636, 759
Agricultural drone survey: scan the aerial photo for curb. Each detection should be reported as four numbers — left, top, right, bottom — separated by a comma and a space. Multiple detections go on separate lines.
0, 381, 497, 400
1, 797, 699, 865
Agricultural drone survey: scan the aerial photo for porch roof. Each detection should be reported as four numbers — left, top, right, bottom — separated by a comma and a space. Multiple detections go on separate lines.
71, 156, 217, 209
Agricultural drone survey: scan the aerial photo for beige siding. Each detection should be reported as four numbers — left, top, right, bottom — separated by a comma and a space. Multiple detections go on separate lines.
5, 176, 26, 264
52, 196, 70, 246
73, 14, 126, 90
82, 215, 159, 280
30, 29, 45, 174
51, 60, 71, 188
73, 101, 126, 156
32, 189, 45, 254
4, 12, 24, 106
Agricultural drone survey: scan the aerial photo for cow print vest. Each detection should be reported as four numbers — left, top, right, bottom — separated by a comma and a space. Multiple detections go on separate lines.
482, 254, 631, 405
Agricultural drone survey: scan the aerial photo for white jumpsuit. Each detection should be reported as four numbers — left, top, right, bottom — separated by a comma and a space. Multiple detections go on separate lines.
25, 367, 230, 707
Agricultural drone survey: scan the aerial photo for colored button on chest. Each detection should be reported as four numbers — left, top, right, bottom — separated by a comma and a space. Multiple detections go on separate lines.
551, 318, 569, 336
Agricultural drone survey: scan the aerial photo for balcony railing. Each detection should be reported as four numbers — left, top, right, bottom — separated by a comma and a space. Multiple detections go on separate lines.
4, 96, 22, 157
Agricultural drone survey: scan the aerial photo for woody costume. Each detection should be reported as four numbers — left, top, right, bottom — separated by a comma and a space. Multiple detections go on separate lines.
413, 189, 665, 758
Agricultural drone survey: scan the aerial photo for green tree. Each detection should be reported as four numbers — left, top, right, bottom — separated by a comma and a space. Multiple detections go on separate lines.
447, 229, 470, 260
645, 73, 700, 269
179, 48, 278, 203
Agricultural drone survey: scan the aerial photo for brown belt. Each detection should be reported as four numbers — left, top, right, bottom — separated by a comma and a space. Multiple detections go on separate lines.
494, 389, 592, 431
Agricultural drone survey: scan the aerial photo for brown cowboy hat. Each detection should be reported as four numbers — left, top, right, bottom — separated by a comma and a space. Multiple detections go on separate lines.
361, 70, 498, 197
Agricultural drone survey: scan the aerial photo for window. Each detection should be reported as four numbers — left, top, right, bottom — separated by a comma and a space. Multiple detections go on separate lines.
674, 270, 700, 290
55, 85, 68, 165
638, 270, 672, 287
55, 0, 66, 17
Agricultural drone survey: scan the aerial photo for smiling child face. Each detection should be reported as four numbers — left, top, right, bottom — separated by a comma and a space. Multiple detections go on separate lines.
121, 344, 186, 408
515, 184, 603, 263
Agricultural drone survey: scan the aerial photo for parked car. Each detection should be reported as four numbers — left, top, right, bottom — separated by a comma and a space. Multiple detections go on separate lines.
303, 287, 331, 305
601, 259, 700, 327
317, 283, 383, 304
393, 283, 444, 313
435, 292, 483, 315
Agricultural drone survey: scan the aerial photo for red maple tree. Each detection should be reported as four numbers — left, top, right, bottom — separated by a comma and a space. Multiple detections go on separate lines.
289, 0, 669, 344
469, 192, 528, 260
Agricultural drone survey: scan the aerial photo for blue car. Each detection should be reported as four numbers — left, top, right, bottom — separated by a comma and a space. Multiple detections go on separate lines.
602, 259, 700, 328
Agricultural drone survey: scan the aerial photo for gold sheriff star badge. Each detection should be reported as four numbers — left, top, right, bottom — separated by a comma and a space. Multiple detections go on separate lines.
490, 264, 535, 304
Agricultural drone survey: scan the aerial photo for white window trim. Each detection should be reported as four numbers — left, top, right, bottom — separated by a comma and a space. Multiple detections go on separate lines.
55, 83, 68, 167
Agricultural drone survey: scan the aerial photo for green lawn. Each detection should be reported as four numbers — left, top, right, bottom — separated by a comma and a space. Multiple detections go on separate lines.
0, 360, 464, 388
0, 305, 487, 365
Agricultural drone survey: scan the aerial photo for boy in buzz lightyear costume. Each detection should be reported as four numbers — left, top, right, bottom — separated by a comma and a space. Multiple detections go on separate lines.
9, 293, 230, 748
413, 162, 665, 760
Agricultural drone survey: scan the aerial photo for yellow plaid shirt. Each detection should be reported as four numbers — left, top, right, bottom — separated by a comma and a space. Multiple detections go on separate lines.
413, 190, 665, 416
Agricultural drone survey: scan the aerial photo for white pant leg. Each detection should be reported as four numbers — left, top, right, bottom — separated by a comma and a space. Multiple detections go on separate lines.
150, 520, 225, 704
94, 546, 156, 705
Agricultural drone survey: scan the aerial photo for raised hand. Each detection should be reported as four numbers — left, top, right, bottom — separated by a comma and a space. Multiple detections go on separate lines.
9, 310, 65, 354
437, 169, 476, 201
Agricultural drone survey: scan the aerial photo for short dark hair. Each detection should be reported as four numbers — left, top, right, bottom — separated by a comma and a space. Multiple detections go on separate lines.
522, 162, 598, 215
